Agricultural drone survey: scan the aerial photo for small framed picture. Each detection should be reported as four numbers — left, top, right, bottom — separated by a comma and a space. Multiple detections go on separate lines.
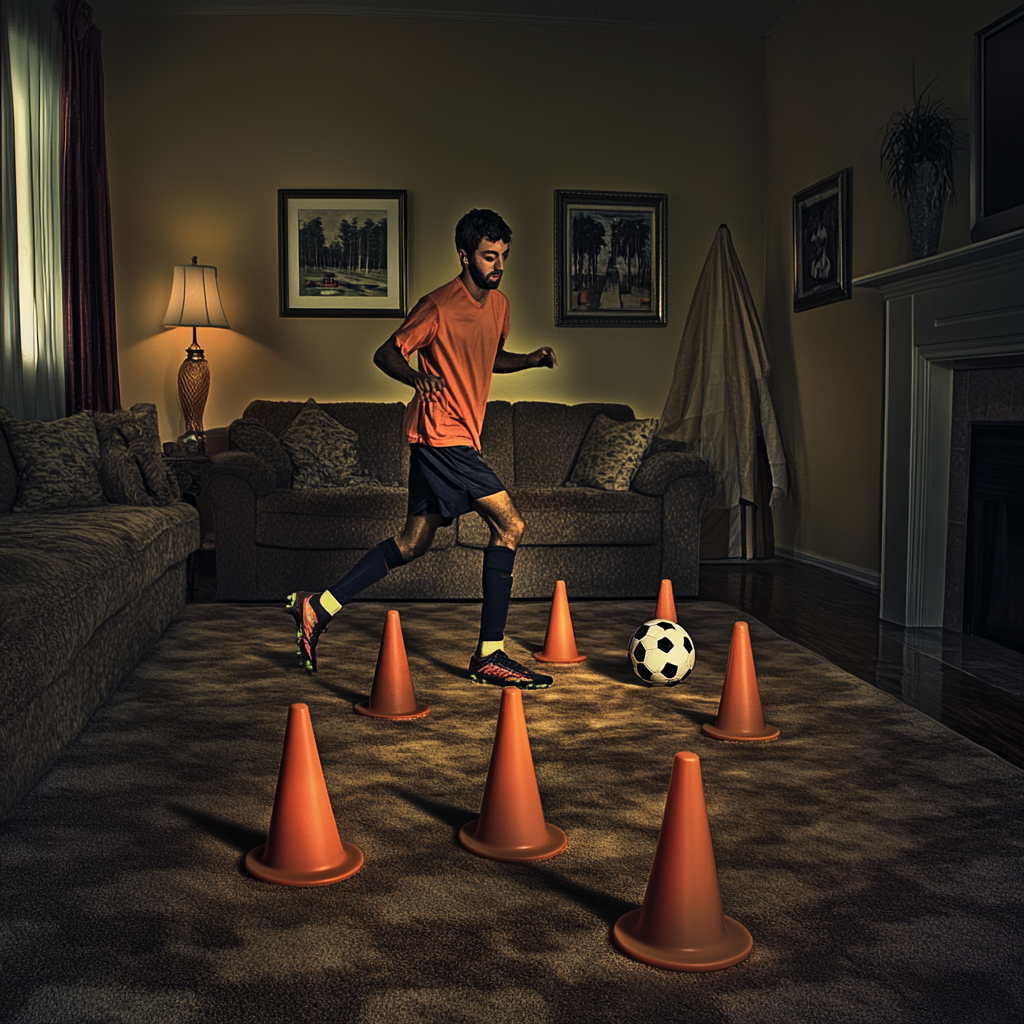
793, 168, 851, 312
554, 189, 667, 327
278, 189, 407, 318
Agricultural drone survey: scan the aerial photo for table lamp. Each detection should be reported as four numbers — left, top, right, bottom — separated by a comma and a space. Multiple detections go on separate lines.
162, 256, 229, 453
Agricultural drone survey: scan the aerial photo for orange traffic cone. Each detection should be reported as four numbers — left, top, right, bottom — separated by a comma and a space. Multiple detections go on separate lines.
614, 751, 752, 971
702, 621, 779, 742
355, 610, 429, 719
459, 687, 567, 862
534, 579, 586, 664
246, 703, 364, 886
654, 579, 678, 622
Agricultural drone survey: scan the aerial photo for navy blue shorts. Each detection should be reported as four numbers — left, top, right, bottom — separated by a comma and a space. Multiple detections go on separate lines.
407, 444, 505, 524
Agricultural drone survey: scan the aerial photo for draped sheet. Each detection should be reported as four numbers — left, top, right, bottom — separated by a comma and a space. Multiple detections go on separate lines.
658, 225, 787, 557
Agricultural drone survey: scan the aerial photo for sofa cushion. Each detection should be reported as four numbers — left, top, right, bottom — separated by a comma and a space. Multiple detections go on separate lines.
457, 486, 662, 547
281, 401, 381, 489
0, 408, 106, 512
254, 486, 454, 551
94, 403, 179, 506
569, 414, 658, 491
229, 417, 293, 488
0, 428, 17, 512
513, 402, 637, 485
0, 503, 199, 711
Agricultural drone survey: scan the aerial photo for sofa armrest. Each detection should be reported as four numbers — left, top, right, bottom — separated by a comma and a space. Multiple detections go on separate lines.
203, 451, 277, 600
655, 459, 716, 597
631, 451, 714, 497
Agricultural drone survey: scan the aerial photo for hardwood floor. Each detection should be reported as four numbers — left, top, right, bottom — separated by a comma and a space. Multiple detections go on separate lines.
697, 558, 1024, 770
188, 552, 1024, 769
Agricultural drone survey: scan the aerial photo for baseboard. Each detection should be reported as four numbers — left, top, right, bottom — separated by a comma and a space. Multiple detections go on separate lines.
775, 547, 881, 590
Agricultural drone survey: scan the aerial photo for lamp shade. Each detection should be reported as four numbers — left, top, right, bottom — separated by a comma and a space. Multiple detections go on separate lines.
162, 262, 229, 328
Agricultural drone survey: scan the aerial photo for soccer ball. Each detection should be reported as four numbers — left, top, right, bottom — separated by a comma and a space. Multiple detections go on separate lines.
628, 619, 696, 685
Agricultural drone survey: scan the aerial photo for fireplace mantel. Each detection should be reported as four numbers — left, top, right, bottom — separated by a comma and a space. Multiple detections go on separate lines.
855, 229, 1024, 626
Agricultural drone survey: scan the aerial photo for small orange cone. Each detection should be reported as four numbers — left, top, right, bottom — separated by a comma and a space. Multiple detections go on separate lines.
246, 703, 364, 886
702, 622, 779, 742
459, 687, 567, 862
614, 751, 752, 971
654, 579, 678, 622
534, 579, 586, 663
355, 610, 429, 719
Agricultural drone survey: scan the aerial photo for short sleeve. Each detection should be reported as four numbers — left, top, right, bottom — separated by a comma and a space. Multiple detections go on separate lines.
499, 296, 510, 350
394, 297, 439, 358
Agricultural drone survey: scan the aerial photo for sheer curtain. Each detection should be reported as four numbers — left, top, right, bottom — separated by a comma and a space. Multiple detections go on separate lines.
1, 0, 65, 421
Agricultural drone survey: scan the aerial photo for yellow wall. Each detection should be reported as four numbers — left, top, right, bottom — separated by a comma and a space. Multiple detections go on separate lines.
765, 0, 1012, 572
99, 14, 766, 442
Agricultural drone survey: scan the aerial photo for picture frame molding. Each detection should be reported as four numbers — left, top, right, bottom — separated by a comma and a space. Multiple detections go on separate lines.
278, 188, 408, 319
554, 189, 668, 328
792, 168, 852, 313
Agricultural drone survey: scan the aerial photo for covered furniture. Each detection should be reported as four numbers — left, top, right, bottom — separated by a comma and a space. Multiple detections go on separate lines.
0, 406, 200, 819
205, 399, 714, 601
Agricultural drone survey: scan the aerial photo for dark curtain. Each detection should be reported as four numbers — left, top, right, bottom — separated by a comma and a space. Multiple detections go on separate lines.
60, 0, 119, 413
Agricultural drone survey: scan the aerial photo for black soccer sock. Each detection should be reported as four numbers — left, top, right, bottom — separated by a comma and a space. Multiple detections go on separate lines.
324, 538, 407, 609
478, 545, 516, 648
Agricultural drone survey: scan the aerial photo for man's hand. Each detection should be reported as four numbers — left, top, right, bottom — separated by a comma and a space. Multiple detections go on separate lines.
411, 371, 448, 402
374, 336, 447, 400
527, 347, 557, 369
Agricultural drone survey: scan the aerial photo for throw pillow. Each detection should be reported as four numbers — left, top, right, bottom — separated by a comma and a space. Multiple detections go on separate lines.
568, 414, 658, 491
0, 407, 106, 512
281, 400, 380, 489
94, 403, 179, 506
228, 416, 293, 488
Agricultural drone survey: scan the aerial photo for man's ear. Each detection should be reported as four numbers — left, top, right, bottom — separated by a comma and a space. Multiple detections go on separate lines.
457, 248, 468, 266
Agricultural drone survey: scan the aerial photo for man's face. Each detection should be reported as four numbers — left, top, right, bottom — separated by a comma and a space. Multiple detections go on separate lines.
461, 237, 509, 290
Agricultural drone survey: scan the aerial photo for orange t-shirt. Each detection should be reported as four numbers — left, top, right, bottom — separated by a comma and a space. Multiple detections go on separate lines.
394, 277, 510, 450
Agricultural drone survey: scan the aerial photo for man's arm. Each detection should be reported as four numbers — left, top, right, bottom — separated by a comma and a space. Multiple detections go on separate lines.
493, 347, 557, 373
373, 337, 448, 402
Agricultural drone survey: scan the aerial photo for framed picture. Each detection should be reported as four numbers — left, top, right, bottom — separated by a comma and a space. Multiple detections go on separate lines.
278, 189, 407, 318
554, 189, 667, 327
793, 168, 851, 312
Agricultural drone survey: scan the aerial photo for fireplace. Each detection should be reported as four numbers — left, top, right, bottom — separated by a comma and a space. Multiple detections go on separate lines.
855, 228, 1024, 628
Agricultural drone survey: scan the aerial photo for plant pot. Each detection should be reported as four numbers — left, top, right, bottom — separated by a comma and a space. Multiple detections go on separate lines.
905, 160, 945, 260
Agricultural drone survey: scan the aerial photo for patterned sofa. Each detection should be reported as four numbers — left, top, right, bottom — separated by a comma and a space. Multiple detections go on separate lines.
205, 399, 714, 602
0, 405, 200, 819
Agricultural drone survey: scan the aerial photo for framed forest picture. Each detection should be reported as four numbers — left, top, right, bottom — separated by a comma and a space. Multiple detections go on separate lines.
278, 188, 407, 318
554, 190, 667, 327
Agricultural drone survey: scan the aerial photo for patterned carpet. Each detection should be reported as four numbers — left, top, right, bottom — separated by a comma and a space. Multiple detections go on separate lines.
1, 599, 1022, 1024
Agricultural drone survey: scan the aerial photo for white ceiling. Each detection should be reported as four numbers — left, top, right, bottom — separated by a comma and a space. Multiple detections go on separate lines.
89, 0, 811, 38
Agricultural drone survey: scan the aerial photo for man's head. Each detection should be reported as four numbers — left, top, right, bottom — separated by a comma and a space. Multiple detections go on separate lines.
455, 209, 512, 291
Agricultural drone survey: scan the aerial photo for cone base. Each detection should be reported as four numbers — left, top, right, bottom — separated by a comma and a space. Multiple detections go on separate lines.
613, 910, 753, 972
701, 722, 780, 742
458, 819, 567, 862
245, 842, 364, 887
354, 700, 430, 720
533, 651, 586, 664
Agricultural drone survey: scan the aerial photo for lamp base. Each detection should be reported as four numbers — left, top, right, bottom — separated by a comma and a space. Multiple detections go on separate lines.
178, 344, 210, 455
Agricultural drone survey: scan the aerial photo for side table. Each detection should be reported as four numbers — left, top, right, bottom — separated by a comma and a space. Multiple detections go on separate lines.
163, 447, 213, 601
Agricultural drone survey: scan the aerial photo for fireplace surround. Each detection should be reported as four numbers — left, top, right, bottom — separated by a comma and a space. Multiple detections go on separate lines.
855, 228, 1024, 628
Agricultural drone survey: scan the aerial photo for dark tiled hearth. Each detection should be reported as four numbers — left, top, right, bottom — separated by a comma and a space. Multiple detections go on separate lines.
188, 554, 1024, 769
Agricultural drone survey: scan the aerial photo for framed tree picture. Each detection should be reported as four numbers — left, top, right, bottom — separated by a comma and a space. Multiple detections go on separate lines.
554, 190, 667, 327
792, 169, 851, 312
278, 189, 407, 318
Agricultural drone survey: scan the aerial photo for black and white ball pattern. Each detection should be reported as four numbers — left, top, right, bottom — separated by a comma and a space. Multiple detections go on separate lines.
628, 619, 696, 685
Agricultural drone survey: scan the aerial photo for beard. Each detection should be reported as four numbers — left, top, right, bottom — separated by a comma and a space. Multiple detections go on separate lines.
468, 262, 503, 290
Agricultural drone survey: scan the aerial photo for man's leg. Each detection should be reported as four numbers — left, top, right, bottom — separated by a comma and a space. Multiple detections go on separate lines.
288, 513, 443, 672
465, 491, 553, 690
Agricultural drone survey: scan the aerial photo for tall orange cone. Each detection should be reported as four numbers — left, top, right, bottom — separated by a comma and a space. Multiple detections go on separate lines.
459, 687, 567, 862
702, 621, 779, 742
534, 579, 586, 663
355, 610, 429, 719
614, 751, 752, 971
654, 579, 678, 622
246, 703, 364, 886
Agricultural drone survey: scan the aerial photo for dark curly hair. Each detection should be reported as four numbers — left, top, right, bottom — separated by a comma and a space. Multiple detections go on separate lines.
455, 209, 512, 257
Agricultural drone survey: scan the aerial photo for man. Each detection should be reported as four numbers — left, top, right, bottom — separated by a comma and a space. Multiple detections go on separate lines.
286, 209, 558, 689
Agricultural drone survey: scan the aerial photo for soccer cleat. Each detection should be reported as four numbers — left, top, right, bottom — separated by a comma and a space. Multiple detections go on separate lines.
467, 650, 554, 690
285, 591, 328, 673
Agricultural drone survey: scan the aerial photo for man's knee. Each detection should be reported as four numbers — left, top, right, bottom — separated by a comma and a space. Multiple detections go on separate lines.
492, 513, 525, 548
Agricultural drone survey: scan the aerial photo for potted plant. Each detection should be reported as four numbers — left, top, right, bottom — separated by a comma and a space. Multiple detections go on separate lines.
879, 73, 966, 260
